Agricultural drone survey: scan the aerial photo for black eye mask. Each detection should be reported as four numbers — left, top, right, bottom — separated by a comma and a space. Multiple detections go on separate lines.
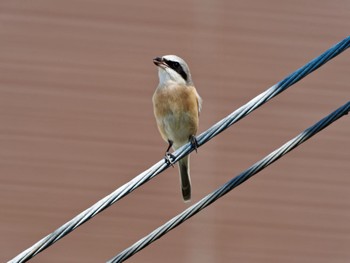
164, 59, 188, 82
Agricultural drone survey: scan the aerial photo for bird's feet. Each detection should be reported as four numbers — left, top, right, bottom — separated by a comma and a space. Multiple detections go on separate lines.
164, 152, 175, 167
190, 135, 199, 153
164, 139, 175, 167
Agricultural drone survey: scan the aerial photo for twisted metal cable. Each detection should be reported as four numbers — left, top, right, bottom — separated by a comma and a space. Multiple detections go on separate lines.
108, 101, 350, 263
9, 36, 350, 263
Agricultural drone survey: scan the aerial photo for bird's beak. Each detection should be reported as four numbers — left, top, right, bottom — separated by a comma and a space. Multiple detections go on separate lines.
153, 57, 168, 68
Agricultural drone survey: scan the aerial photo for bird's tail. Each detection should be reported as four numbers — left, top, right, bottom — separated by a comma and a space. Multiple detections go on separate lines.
178, 155, 191, 202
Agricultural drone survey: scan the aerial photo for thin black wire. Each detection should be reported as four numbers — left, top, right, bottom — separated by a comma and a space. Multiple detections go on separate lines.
8, 36, 350, 263
108, 101, 350, 263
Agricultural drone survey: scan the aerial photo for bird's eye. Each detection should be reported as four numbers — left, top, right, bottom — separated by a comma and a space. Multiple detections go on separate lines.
173, 62, 180, 68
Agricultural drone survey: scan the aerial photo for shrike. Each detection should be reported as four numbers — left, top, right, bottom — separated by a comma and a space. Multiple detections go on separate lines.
152, 55, 202, 202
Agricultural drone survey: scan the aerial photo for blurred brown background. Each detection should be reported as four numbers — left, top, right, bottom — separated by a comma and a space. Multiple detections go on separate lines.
1, 1, 349, 262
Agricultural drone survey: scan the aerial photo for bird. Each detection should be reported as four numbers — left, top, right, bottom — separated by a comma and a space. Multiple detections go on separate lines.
152, 55, 202, 202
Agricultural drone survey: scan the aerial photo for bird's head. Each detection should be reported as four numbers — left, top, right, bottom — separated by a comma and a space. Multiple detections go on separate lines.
153, 55, 193, 86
